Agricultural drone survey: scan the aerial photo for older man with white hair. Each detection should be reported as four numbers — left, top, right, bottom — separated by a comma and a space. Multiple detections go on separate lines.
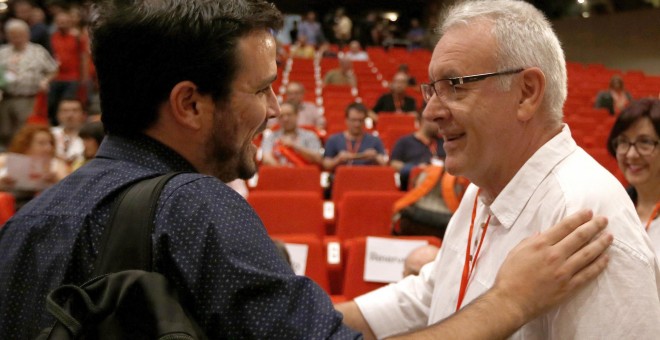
0, 19, 57, 151
337, 1, 660, 339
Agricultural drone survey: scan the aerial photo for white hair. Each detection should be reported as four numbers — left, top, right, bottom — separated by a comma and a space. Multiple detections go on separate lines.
4, 19, 30, 34
438, 0, 567, 123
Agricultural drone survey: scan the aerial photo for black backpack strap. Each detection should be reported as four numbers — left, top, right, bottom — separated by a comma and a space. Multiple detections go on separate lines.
92, 172, 183, 276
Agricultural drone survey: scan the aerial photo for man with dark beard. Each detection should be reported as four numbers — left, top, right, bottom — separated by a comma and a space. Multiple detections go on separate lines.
0, 1, 612, 339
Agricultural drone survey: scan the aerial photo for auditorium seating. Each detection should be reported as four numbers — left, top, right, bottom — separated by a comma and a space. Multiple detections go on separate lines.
331, 166, 399, 205
247, 191, 325, 238
376, 114, 417, 138
334, 191, 405, 240
338, 236, 442, 300
271, 233, 331, 294
253, 166, 322, 197
0, 192, 15, 227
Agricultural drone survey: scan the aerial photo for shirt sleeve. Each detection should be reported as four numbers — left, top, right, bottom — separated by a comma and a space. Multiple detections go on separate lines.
37, 45, 58, 74
261, 133, 276, 154
373, 136, 386, 155
302, 131, 322, 151
390, 137, 408, 161
373, 95, 386, 113
542, 239, 660, 339
324, 135, 342, 158
354, 257, 438, 338
155, 176, 361, 339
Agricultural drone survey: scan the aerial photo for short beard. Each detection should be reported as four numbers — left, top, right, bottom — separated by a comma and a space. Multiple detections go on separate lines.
204, 114, 262, 183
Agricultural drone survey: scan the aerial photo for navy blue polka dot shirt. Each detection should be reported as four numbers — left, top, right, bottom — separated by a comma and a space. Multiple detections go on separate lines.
0, 134, 361, 339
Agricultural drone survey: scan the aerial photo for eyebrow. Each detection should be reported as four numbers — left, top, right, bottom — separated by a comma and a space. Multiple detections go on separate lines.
428, 69, 460, 83
257, 74, 278, 89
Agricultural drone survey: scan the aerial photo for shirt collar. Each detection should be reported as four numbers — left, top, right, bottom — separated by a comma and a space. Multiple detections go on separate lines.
488, 124, 577, 229
96, 134, 198, 173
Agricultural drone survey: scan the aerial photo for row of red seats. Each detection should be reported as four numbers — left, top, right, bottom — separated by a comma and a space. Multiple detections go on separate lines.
272, 234, 441, 299
249, 166, 402, 235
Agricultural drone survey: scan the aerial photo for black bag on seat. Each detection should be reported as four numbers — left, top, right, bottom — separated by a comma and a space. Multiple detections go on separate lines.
37, 173, 207, 339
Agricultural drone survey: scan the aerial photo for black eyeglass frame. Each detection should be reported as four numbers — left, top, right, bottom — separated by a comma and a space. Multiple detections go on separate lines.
611, 137, 660, 156
421, 68, 525, 102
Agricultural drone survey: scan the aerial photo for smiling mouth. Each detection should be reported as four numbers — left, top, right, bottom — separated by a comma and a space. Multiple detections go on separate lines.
445, 133, 465, 142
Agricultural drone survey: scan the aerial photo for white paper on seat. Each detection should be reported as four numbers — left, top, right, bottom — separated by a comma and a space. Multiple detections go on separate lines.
284, 243, 309, 276
364, 236, 428, 283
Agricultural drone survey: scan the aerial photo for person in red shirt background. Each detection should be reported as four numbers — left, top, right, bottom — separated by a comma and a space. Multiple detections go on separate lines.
48, 8, 90, 126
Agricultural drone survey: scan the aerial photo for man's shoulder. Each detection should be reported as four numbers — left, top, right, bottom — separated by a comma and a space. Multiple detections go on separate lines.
297, 128, 319, 139
364, 133, 383, 143
158, 173, 247, 210
326, 132, 345, 143
552, 148, 623, 198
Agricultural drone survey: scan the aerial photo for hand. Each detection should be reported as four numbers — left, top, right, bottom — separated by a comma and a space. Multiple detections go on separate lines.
279, 136, 295, 148
336, 151, 353, 163
38, 79, 50, 92
360, 148, 378, 160
491, 210, 612, 320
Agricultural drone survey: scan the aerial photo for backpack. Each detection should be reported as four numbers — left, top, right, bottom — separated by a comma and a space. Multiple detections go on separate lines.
392, 165, 469, 239
37, 173, 207, 339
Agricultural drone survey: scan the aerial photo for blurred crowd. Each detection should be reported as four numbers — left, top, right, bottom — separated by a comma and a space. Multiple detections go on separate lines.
0, 0, 102, 208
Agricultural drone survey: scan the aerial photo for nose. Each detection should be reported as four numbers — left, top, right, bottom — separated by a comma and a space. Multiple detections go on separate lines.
422, 95, 451, 124
624, 144, 641, 158
267, 87, 280, 120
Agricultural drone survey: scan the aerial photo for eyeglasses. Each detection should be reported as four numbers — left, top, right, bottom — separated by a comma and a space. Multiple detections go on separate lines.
612, 136, 659, 156
421, 68, 525, 103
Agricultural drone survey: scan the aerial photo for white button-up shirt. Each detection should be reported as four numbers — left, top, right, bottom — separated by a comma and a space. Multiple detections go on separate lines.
355, 125, 660, 339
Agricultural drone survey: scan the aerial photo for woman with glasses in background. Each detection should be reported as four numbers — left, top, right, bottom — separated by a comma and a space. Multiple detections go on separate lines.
607, 98, 660, 256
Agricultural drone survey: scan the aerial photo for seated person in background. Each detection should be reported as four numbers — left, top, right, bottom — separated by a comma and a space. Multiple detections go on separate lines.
0, 125, 69, 209
342, 40, 369, 61
403, 244, 439, 277
595, 75, 633, 115
607, 98, 660, 256
370, 71, 417, 122
323, 102, 386, 171
290, 35, 316, 59
323, 57, 357, 87
284, 82, 325, 129
50, 97, 87, 166
262, 102, 323, 167
406, 18, 426, 49
72, 120, 105, 170
390, 113, 445, 190
398, 63, 417, 86
297, 11, 324, 47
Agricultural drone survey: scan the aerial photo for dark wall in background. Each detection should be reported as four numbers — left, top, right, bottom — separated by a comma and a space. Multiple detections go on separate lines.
273, 1, 659, 76
553, 9, 660, 75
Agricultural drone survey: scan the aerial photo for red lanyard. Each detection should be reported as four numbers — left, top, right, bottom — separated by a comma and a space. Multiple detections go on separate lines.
646, 202, 660, 231
393, 95, 403, 112
345, 136, 363, 154
427, 140, 437, 156
456, 190, 491, 311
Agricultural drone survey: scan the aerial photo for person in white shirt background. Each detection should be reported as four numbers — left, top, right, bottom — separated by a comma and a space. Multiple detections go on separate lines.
50, 97, 86, 165
336, 1, 660, 339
